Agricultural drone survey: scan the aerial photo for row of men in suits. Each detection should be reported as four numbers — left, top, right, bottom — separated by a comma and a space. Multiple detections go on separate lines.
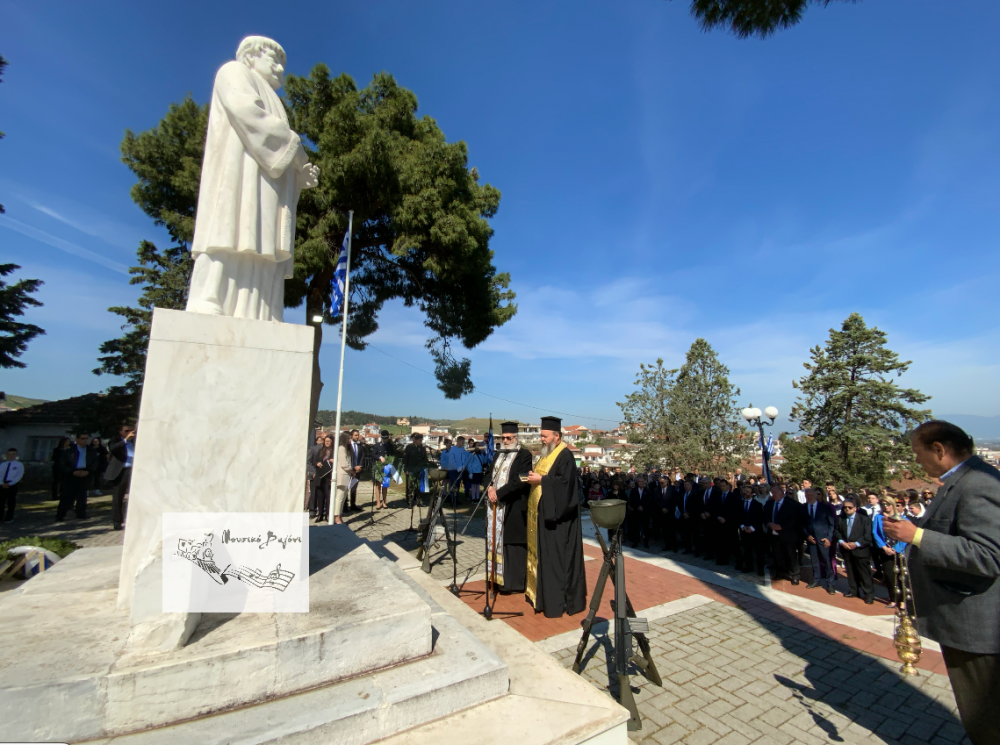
623, 475, 882, 602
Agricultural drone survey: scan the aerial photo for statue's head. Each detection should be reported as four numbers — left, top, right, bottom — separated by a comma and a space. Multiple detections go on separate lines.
236, 36, 287, 91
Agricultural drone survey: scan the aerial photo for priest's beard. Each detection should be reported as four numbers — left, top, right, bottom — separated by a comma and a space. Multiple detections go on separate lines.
539, 439, 560, 458
499, 438, 519, 453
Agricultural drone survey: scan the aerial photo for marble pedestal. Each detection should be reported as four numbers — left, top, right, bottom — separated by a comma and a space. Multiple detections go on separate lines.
118, 309, 314, 626
0, 526, 509, 743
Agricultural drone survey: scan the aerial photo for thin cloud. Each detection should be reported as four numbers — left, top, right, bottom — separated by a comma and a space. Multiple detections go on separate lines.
0, 217, 130, 274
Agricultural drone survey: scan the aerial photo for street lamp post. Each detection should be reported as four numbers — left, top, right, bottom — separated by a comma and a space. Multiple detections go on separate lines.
742, 404, 779, 486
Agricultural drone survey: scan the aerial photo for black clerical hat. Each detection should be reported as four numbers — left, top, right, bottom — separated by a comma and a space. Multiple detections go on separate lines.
501, 421, 519, 435
540, 416, 562, 432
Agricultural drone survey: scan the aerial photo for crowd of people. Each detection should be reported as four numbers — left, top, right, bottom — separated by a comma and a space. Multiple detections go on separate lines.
579, 465, 934, 606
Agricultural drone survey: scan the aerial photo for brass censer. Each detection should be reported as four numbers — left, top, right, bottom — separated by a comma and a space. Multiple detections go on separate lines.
892, 545, 922, 675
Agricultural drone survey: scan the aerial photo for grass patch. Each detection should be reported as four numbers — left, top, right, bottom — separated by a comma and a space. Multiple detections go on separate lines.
1, 536, 80, 558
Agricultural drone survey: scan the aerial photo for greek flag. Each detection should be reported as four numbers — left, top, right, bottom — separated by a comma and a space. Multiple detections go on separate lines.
419, 469, 429, 493
759, 433, 774, 455
329, 228, 350, 317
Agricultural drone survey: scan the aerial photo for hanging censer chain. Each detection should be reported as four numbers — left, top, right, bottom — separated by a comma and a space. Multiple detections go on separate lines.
893, 547, 922, 676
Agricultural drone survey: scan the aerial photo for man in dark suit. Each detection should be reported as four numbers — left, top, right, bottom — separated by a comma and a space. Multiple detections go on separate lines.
709, 478, 739, 566
763, 483, 802, 584
677, 476, 702, 554
627, 478, 655, 548
801, 487, 837, 594
56, 433, 98, 521
885, 421, 1000, 745
735, 484, 765, 575
655, 476, 677, 552
105, 423, 136, 530
833, 495, 874, 603
697, 476, 717, 557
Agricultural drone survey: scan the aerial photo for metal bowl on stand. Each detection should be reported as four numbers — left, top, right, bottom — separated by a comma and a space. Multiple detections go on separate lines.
589, 499, 626, 530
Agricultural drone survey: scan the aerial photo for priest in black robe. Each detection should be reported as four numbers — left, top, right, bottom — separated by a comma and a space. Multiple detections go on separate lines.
486, 422, 532, 592
525, 416, 587, 618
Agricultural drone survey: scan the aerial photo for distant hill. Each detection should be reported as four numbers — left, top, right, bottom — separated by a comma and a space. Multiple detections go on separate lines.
0, 394, 49, 410
938, 414, 1000, 441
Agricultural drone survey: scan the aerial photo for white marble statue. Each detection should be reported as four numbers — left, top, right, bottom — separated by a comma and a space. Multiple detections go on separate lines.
185, 36, 319, 322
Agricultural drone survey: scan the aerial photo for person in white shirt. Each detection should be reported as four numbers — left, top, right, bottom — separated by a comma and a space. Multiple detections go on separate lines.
1, 448, 25, 523
797, 479, 812, 504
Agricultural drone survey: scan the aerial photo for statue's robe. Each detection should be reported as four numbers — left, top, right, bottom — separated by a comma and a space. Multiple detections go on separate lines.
489, 447, 533, 593
527, 444, 587, 618
186, 61, 306, 321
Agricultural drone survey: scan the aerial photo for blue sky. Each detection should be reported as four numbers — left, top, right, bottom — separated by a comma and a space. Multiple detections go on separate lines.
2, 0, 999, 428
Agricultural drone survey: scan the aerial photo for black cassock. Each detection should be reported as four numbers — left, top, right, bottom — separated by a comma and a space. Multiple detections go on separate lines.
492, 448, 532, 593
533, 447, 587, 618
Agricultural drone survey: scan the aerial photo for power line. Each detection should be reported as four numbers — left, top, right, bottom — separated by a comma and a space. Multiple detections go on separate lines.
364, 342, 621, 424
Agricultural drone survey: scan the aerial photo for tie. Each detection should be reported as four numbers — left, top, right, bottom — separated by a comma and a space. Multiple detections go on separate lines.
744, 501, 749, 515
847, 517, 854, 536
2, 463, 9, 484
810, 504, 815, 520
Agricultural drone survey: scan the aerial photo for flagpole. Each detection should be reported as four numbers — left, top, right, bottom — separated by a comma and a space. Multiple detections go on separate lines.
329, 211, 354, 522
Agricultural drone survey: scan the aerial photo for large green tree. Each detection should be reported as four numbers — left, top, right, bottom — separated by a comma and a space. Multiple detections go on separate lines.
618, 339, 749, 472
782, 312, 931, 489
674, 0, 856, 39
284, 67, 515, 415
0, 263, 44, 368
93, 68, 515, 430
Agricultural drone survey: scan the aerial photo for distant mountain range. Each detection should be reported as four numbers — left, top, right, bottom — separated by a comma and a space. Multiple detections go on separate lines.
939, 415, 1000, 441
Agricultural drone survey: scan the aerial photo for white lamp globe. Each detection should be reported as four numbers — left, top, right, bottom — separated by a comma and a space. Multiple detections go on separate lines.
741, 408, 754, 422
748, 407, 762, 420
764, 406, 779, 421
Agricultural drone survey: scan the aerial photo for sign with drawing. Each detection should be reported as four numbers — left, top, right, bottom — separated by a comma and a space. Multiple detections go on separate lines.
163, 513, 308, 612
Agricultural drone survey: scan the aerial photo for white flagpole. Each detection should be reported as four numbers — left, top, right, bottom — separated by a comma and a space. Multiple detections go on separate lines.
329, 211, 354, 522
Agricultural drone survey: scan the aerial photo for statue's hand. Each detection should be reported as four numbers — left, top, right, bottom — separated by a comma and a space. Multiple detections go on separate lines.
300, 162, 320, 189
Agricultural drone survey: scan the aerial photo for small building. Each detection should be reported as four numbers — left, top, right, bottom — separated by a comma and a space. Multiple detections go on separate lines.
0, 393, 100, 462
410, 424, 432, 436
396, 418, 410, 427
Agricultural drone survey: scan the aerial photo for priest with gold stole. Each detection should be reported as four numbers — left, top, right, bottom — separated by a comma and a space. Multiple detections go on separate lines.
525, 416, 587, 618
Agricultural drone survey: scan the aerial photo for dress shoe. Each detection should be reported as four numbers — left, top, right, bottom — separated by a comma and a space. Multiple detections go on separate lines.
113, 523, 123, 531
806, 581, 820, 589
791, 579, 800, 586
844, 592, 857, 598
826, 586, 836, 595
864, 598, 874, 605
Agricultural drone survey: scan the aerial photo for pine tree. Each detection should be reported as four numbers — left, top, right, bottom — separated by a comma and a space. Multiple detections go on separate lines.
0, 264, 44, 368
618, 340, 748, 472
668, 339, 749, 473
677, 1, 853, 39
782, 313, 931, 489
617, 358, 677, 468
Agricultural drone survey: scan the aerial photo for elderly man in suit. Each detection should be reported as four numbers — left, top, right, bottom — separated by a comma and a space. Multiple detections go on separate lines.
736, 484, 766, 575
833, 495, 874, 603
763, 483, 802, 584
884, 421, 1000, 745
802, 487, 837, 595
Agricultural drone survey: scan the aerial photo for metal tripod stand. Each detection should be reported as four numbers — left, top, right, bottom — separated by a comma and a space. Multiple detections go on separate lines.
572, 500, 662, 732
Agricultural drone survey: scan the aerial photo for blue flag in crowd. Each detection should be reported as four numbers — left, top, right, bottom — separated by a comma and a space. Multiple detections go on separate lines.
329, 228, 350, 317
485, 416, 495, 464
758, 433, 774, 456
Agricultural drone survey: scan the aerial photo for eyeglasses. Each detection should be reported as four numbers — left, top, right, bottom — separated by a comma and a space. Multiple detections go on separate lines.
501, 436, 516, 441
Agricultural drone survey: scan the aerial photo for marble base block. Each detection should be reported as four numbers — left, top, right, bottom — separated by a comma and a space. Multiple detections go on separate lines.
118, 308, 314, 612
